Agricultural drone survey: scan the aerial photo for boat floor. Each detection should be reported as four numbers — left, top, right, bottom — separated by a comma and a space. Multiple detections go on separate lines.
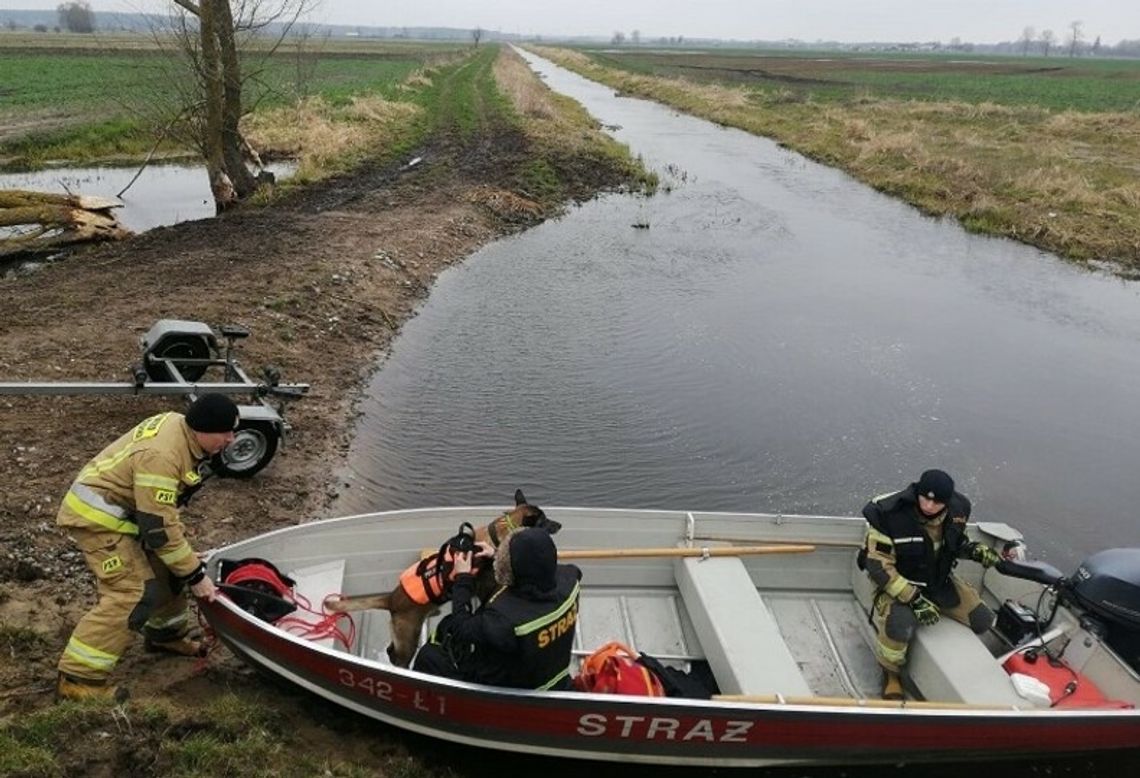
348, 586, 884, 699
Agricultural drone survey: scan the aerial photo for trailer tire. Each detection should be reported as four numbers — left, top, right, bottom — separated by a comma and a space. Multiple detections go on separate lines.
144, 334, 212, 382
218, 421, 279, 479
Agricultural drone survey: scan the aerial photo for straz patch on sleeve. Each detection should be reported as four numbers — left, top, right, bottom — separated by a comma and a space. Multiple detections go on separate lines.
101, 555, 123, 575
154, 488, 177, 506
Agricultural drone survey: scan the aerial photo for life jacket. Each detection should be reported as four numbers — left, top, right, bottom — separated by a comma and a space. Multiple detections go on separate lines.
400, 523, 481, 606
865, 485, 971, 589
574, 642, 667, 696
481, 566, 581, 690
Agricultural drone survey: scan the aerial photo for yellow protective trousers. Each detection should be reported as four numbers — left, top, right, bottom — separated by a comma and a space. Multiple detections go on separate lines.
871, 575, 989, 673
58, 527, 191, 681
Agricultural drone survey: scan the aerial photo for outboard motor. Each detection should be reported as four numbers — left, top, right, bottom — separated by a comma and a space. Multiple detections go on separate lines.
999, 548, 1140, 674
1068, 549, 1140, 674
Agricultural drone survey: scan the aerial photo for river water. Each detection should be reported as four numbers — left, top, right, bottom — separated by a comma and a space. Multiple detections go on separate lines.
0, 161, 294, 233
332, 50, 1140, 572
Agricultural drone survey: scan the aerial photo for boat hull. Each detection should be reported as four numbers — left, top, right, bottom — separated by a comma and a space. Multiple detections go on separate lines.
202, 595, 1140, 767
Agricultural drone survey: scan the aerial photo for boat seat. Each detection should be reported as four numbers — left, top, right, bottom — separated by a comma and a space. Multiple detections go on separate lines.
286, 559, 347, 650
675, 551, 811, 697
851, 566, 1023, 707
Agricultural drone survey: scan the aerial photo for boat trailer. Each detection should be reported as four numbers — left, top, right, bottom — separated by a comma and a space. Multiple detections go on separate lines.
0, 319, 309, 478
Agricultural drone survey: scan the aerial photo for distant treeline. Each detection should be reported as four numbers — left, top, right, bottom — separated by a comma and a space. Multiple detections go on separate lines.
2, 8, 1138, 58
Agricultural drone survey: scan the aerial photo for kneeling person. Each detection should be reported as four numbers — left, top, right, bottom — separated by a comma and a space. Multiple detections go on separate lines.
56, 395, 239, 701
414, 527, 581, 691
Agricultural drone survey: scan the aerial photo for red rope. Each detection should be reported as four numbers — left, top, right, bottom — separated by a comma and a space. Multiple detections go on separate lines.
219, 562, 357, 651
275, 590, 357, 651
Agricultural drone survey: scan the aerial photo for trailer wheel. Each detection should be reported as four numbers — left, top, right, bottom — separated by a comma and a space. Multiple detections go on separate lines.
145, 334, 212, 382
218, 421, 279, 479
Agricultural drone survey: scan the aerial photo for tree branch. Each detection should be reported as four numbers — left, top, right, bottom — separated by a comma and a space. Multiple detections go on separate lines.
172, 0, 201, 17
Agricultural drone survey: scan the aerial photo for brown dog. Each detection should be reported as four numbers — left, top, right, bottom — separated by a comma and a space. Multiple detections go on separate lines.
325, 489, 560, 667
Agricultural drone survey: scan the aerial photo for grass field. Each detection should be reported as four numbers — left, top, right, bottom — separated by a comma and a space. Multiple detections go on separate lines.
584, 49, 1140, 112
0, 31, 468, 168
537, 46, 1140, 269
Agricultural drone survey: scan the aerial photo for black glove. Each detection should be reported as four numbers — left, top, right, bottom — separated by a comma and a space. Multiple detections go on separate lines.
970, 543, 1002, 569
911, 594, 941, 626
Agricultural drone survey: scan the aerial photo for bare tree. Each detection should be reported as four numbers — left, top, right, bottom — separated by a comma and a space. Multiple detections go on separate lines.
1092, 34, 1102, 56
471, 27, 483, 48
630, 29, 640, 46
1067, 20, 1083, 57
160, 1, 308, 213
1039, 28, 1055, 57
1019, 26, 1035, 56
611, 30, 625, 46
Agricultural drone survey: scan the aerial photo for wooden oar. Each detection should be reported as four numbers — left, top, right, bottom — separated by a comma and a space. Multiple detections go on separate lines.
713, 694, 1024, 711
413, 543, 816, 561
328, 544, 816, 613
692, 535, 861, 549
556, 544, 815, 560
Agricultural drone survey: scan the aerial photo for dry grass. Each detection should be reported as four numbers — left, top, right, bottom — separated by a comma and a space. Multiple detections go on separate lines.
493, 50, 556, 119
533, 45, 1140, 269
243, 95, 422, 181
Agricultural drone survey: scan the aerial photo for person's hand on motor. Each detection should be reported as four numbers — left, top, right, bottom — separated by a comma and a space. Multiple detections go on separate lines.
970, 543, 1002, 569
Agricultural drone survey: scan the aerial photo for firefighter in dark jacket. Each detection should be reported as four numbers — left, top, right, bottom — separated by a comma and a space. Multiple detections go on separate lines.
861, 469, 1003, 700
413, 527, 581, 691
55, 394, 239, 701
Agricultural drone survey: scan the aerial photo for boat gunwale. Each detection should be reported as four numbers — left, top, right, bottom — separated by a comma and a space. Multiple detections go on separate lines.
200, 506, 1140, 716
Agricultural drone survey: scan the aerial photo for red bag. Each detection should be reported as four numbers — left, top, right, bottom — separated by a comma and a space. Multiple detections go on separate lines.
573, 642, 666, 696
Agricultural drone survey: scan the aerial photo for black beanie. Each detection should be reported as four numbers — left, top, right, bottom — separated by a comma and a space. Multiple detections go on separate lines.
185, 394, 239, 433
916, 469, 954, 503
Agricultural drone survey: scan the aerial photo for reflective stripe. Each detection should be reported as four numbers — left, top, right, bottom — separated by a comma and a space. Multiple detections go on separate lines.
536, 667, 570, 691
865, 527, 894, 548
158, 541, 195, 567
64, 637, 119, 672
875, 638, 908, 666
135, 473, 180, 490
894, 536, 926, 545
145, 611, 189, 631
885, 576, 913, 599
872, 490, 902, 504
64, 485, 138, 535
514, 581, 580, 636
79, 445, 133, 480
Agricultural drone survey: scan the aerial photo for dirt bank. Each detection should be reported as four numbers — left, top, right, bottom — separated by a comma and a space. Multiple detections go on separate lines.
0, 47, 646, 774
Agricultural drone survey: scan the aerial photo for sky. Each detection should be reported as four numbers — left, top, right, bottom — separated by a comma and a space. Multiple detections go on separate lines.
11, 1, 1140, 44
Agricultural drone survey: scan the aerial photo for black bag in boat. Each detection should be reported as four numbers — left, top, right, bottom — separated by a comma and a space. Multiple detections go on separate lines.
636, 652, 719, 699
217, 557, 298, 623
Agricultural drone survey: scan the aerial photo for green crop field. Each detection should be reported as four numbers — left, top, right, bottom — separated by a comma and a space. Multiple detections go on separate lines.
581, 49, 1140, 112
0, 31, 468, 167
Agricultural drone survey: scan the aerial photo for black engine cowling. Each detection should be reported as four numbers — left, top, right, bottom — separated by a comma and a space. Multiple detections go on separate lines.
1070, 548, 1140, 674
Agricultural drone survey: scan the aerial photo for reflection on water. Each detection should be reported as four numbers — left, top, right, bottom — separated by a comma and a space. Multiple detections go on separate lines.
320, 53, 1140, 777
332, 51, 1140, 575
0, 161, 295, 233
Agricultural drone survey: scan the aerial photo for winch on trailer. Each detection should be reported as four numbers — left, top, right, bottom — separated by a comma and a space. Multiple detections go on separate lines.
0, 319, 309, 478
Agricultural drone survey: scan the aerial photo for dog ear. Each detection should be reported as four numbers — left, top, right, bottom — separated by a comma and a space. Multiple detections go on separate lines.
514, 488, 526, 506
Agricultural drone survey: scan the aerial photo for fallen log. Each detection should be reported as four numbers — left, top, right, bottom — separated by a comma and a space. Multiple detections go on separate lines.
0, 188, 131, 258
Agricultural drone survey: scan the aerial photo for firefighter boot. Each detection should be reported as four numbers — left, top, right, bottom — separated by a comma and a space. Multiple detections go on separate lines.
881, 669, 905, 701
144, 626, 207, 658
56, 673, 129, 703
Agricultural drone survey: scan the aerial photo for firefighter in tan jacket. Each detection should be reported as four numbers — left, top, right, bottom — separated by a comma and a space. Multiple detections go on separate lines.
56, 394, 239, 700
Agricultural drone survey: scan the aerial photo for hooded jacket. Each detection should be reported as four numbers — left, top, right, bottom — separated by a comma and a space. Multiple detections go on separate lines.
441, 528, 581, 690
